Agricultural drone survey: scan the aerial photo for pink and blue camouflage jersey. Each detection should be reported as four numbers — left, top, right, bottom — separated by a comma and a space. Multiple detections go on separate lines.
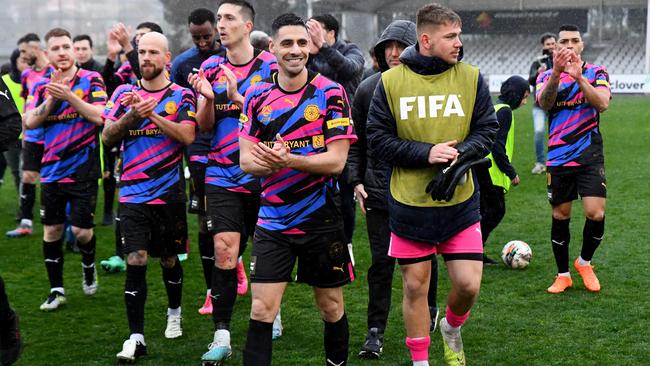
200, 49, 277, 193
31, 68, 107, 183
536, 63, 611, 168
240, 70, 357, 234
102, 82, 197, 204
22, 65, 55, 144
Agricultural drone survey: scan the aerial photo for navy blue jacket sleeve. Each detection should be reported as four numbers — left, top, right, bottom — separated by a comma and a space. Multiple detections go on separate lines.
456, 73, 499, 159
319, 43, 365, 81
367, 80, 433, 168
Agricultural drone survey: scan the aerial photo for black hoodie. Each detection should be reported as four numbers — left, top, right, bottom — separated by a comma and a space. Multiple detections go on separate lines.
347, 20, 417, 210
366, 44, 499, 244
490, 75, 530, 180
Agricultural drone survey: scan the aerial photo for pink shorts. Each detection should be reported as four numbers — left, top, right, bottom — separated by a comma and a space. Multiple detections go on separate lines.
388, 222, 483, 259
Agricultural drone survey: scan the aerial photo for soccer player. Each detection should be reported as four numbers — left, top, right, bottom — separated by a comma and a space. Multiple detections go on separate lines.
24, 28, 107, 311
474, 76, 529, 263
188, 1, 277, 363
367, 4, 498, 365
170, 7, 225, 316
99, 21, 166, 273
536, 24, 611, 294
238, 13, 356, 366
347, 19, 441, 359
6, 34, 54, 239
102, 31, 196, 363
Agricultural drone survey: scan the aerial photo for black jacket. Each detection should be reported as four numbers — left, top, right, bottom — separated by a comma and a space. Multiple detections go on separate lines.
306, 39, 365, 101
347, 20, 417, 210
366, 44, 498, 244
78, 58, 104, 73
0, 78, 22, 152
491, 75, 530, 180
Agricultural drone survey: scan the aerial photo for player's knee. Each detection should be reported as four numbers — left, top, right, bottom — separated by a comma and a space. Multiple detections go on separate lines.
250, 297, 275, 322
160, 256, 177, 269
72, 227, 93, 243
214, 236, 237, 268
127, 251, 148, 266
585, 210, 605, 222
44, 225, 64, 241
22, 170, 38, 184
455, 278, 481, 300
552, 209, 571, 220
402, 273, 429, 299
317, 299, 344, 322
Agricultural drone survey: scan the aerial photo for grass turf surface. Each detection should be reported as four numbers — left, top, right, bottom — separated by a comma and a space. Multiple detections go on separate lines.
1, 95, 649, 365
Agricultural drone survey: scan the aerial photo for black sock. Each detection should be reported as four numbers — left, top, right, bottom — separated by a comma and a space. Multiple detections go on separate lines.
20, 182, 36, 220
0, 275, 11, 322
242, 319, 273, 366
551, 218, 571, 273
324, 313, 349, 366
581, 217, 605, 261
103, 176, 116, 215
198, 232, 214, 289
43, 239, 64, 289
427, 255, 438, 308
211, 267, 237, 330
79, 235, 96, 285
114, 216, 123, 257
162, 259, 183, 310
125, 265, 147, 335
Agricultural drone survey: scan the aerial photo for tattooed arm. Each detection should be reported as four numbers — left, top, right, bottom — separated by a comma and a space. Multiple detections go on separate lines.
102, 109, 141, 147
24, 97, 56, 129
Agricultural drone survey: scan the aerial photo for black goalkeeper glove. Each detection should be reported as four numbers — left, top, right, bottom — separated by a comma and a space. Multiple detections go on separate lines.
426, 155, 491, 202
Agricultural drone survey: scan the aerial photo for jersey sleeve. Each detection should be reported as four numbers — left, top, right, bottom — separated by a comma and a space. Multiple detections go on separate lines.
88, 74, 108, 105
592, 66, 611, 91
102, 85, 131, 122
239, 87, 261, 143
28, 79, 48, 111
323, 83, 356, 145
177, 88, 197, 126
535, 71, 551, 105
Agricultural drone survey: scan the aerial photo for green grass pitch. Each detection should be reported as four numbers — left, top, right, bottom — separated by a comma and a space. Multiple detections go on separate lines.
1, 95, 648, 365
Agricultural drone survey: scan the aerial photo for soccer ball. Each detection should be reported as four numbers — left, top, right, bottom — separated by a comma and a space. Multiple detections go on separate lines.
501, 240, 532, 269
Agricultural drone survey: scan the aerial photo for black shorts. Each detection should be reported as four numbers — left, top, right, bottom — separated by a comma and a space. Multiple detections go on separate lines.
188, 161, 206, 215
119, 202, 188, 257
40, 181, 98, 228
547, 164, 607, 205
250, 226, 354, 288
22, 141, 43, 172
205, 185, 259, 240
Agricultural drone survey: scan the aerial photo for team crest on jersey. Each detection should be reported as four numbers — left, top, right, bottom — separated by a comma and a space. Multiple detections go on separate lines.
312, 134, 325, 148
250, 75, 262, 85
74, 88, 85, 99
165, 101, 178, 115
217, 75, 228, 86
260, 105, 273, 123
304, 104, 320, 122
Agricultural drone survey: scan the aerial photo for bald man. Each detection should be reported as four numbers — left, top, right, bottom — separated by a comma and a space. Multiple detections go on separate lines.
102, 32, 197, 363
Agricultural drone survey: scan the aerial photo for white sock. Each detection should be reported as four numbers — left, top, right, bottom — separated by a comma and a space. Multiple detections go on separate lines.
273, 308, 282, 329
167, 307, 181, 317
441, 318, 463, 353
413, 361, 429, 366
558, 272, 571, 277
347, 242, 355, 267
206, 289, 211, 296
578, 256, 591, 266
130, 333, 145, 345
21, 218, 33, 227
51, 287, 64, 295
238, 256, 243, 263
